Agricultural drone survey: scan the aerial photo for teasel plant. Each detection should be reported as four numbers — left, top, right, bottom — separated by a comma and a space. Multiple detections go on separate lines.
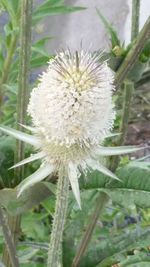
0, 0, 150, 267
0, 1, 33, 267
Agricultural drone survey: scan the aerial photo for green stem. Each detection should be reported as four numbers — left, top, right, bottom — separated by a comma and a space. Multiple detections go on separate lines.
109, 81, 134, 171
119, 81, 134, 142
2, 216, 21, 267
131, 0, 140, 41
0, 207, 19, 267
111, 0, 140, 170
47, 170, 69, 267
115, 16, 150, 89
15, 0, 33, 185
71, 192, 108, 267
2, 1, 33, 266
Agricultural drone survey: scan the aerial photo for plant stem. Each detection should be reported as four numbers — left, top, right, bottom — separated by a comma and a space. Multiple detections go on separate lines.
115, 15, 150, 89
109, 81, 134, 171
71, 3, 141, 266
71, 192, 108, 267
111, 0, 140, 170
0, 207, 19, 267
131, 0, 140, 41
47, 170, 69, 267
15, 0, 33, 185
2, 1, 33, 266
0, 35, 17, 110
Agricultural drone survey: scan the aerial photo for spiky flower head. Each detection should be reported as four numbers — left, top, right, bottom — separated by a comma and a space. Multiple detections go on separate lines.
0, 50, 142, 208
28, 50, 115, 161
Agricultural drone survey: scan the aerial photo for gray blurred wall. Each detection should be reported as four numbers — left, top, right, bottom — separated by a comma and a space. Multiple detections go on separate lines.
35, 0, 150, 53
35, 0, 128, 52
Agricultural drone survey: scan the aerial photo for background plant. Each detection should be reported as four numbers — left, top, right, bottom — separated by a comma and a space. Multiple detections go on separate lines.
0, 0, 150, 266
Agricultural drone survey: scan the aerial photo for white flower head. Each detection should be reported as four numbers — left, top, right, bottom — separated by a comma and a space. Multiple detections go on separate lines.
28, 50, 115, 149
0, 50, 142, 208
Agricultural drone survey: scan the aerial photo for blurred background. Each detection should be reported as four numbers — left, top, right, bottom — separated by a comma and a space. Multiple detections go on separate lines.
34, 0, 150, 52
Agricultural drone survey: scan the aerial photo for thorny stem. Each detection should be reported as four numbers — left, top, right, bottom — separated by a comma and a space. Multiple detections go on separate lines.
131, 0, 140, 41
111, 0, 140, 170
0, 207, 19, 267
47, 170, 69, 267
15, 0, 33, 184
71, 3, 141, 267
109, 81, 134, 171
2, 1, 33, 266
115, 15, 150, 89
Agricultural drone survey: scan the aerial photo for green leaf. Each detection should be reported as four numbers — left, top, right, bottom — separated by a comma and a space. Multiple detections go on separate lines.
33, 0, 64, 11
30, 55, 50, 68
141, 39, 150, 58
96, 8, 120, 48
31, 37, 52, 57
86, 229, 150, 267
19, 247, 39, 264
80, 162, 150, 208
0, 182, 52, 215
104, 162, 150, 208
33, 4, 86, 24
119, 252, 150, 267
64, 219, 150, 267
0, 0, 20, 26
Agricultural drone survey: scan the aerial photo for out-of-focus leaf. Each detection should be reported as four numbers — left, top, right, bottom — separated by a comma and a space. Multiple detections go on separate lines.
63, 190, 99, 267
96, 8, 120, 48
80, 162, 150, 208
19, 247, 39, 264
33, 0, 64, 14
85, 229, 150, 267
2, 84, 17, 95
0, 0, 20, 26
140, 39, 150, 59
33, 4, 86, 24
64, 221, 150, 267
127, 61, 146, 82
104, 163, 150, 208
0, 182, 52, 215
30, 55, 50, 68
119, 252, 150, 267
31, 37, 52, 57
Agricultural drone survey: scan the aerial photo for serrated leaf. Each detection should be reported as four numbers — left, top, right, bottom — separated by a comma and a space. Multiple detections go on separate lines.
80, 162, 150, 208
96, 8, 120, 48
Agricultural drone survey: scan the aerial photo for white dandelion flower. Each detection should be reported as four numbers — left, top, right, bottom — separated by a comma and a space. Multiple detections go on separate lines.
0, 50, 143, 208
